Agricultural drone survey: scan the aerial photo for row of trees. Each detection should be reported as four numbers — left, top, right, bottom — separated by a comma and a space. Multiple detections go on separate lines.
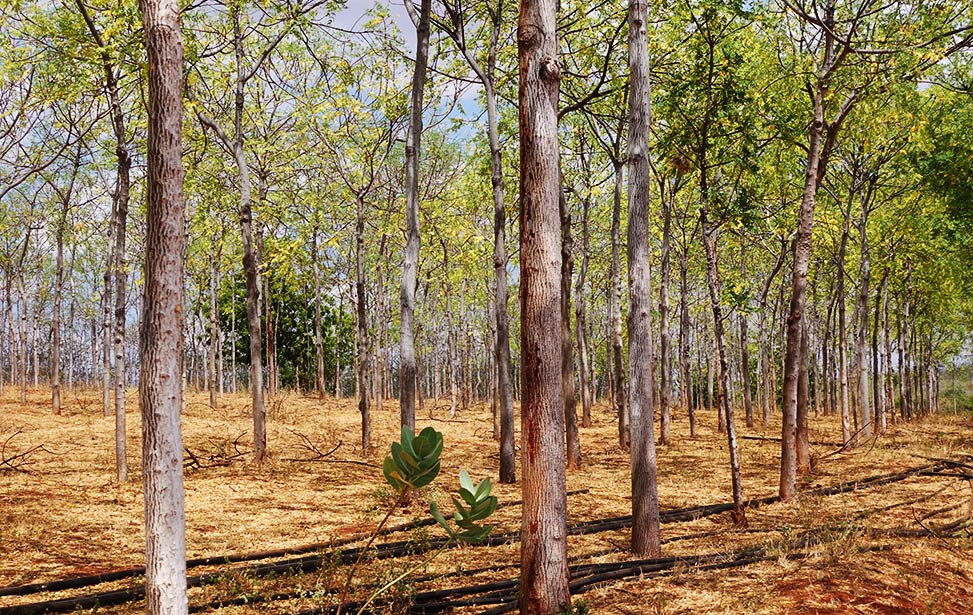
2, 0, 973, 612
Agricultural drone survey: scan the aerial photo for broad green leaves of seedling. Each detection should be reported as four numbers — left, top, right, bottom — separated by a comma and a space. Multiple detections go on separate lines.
430, 470, 498, 545
382, 427, 496, 545
382, 426, 442, 491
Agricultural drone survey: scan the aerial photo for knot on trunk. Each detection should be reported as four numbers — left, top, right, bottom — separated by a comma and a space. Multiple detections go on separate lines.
540, 56, 560, 81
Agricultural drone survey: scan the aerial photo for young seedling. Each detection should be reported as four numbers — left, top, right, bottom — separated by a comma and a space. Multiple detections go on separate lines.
336, 426, 497, 615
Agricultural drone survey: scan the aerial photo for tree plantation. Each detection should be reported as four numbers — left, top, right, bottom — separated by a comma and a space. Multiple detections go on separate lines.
1, 0, 972, 614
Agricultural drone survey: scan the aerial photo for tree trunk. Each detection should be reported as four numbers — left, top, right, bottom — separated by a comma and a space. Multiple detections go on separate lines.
561, 185, 581, 470
628, 0, 662, 555
679, 251, 695, 436
208, 243, 219, 410
837, 219, 852, 444
355, 197, 371, 454
796, 317, 811, 473
856, 203, 872, 438
658, 183, 672, 445
701, 207, 745, 523
137, 0, 189, 609
398, 0, 429, 432
610, 160, 627, 450
518, 0, 570, 610
576, 196, 593, 428
781, 88, 826, 500
312, 230, 325, 400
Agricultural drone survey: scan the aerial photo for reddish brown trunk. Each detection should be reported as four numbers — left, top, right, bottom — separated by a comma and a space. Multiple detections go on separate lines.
518, 0, 570, 611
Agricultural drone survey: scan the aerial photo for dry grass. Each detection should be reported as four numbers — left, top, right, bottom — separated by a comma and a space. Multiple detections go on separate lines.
1, 386, 972, 614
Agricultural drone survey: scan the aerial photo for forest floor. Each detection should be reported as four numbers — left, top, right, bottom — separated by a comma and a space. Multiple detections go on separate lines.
1, 387, 972, 615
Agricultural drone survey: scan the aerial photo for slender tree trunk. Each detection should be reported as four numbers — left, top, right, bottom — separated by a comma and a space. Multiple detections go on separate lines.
312, 230, 325, 400
680, 252, 695, 436
700, 207, 745, 523
781, 94, 826, 499
355, 198, 370, 453
561, 185, 581, 470
102, 226, 113, 414
856, 204, 872, 438
518, 0, 570, 609
658, 185, 672, 445
576, 196, 592, 428
738, 243, 753, 429
628, 0, 662, 554
398, 0, 429, 432
837, 219, 852, 445
137, 0, 188, 608
796, 317, 811, 473
902, 264, 913, 421
208, 243, 218, 410
610, 160, 627, 450
872, 269, 886, 433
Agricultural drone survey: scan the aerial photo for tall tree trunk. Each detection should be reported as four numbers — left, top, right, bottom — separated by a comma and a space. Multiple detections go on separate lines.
796, 317, 811, 473
855, 203, 872, 438
355, 197, 371, 453
561, 185, 581, 470
628, 0, 662, 555
679, 251, 695, 436
700, 208, 745, 523
781, 90, 826, 499
575, 196, 593, 428
208, 243, 219, 410
610, 160, 627, 450
738, 242, 753, 429
837, 219, 852, 445
398, 0, 429, 432
902, 263, 913, 421
312, 230, 325, 400
872, 269, 886, 433
780, 2, 857, 500
137, 0, 188, 608
658, 184, 672, 445
195, 5, 266, 462
518, 0, 570, 610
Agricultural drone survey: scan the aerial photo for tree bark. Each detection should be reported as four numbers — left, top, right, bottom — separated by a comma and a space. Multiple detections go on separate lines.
796, 317, 811, 473
559, 186, 581, 470
355, 197, 371, 454
610, 160, 627, 450
627, 0, 662, 556
312, 230, 325, 400
398, 0, 429, 432
137, 0, 188, 610
576, 196, 593, 428
518, 0, 570, 611
658, 182, 672, 445
679, 250, 695, 436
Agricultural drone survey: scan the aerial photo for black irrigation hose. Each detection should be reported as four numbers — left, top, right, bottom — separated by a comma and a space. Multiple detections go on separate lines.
0, 462, 953, 615
0, 491, 589, 600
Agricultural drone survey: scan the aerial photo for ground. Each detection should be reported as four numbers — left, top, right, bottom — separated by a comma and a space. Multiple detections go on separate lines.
1, 387, 971, 614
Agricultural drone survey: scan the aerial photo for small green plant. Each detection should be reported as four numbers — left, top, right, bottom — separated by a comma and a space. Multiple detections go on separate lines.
336, 425, 498, 615
429, 469, 497, 544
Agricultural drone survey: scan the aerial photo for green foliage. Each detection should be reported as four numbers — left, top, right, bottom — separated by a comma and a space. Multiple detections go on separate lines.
218, 269, 354, 391
381, 427, 496, 545
429, 469, 498, 545
382, 426, 443, 492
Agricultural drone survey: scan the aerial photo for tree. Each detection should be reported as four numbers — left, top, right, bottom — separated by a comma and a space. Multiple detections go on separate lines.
137, 0, 188, 610
71, 0, 137, 482
518, 0, 570, 612
435, 0, 517, 483
399, 0, 432, 433
627, 0, 662, 558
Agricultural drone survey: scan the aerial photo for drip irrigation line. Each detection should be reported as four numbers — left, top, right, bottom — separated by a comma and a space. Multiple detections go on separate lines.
0, 490, 588, 599
0, 461, 953, 615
